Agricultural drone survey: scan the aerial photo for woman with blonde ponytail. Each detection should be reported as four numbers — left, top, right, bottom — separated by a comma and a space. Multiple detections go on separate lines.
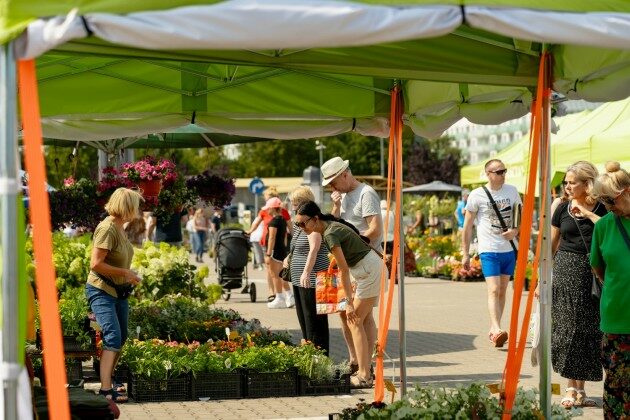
590, 161, 630, 419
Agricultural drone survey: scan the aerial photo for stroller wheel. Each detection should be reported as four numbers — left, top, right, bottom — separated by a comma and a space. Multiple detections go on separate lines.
249, 283, 256, 302
222, 291, 231, 301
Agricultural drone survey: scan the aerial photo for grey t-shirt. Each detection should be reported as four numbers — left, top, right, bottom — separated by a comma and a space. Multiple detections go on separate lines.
341, 183, 383, 249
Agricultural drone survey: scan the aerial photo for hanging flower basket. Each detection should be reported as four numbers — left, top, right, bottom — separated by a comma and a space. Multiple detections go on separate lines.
138, 179, 163, 199
186, 171, 236, 208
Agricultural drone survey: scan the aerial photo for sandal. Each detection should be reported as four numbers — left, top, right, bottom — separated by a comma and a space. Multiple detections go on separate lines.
267, 295, 276, 303
575, 390, 596, 407
491, 331, 508, 348
350, 374, 373, 389
349, 363, 359, 375
99, 388, 128, 404
561, 387, 576, 409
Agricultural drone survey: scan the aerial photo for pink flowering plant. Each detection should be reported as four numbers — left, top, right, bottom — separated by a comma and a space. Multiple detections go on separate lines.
120, 156, 176, 183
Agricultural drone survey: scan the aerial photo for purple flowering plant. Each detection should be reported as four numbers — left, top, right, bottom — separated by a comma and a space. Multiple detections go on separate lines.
186, 170, 236, 208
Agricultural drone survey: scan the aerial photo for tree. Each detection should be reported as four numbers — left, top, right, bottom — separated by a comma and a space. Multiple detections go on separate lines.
42, 144, 98, 188
405, 135, 466, 185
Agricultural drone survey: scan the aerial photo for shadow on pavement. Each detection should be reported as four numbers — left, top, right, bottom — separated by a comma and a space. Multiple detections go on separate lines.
283, 328, 476, 360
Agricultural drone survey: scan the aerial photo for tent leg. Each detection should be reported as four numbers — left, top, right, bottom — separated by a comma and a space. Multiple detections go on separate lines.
1, 43, 20, 420
397, 164, 407, 396
538, 63, 553, 419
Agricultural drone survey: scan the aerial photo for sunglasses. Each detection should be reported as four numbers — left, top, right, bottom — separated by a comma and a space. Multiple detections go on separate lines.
598, 190, 625, 207
294, 217, 312, 229
488, 169, 507, 176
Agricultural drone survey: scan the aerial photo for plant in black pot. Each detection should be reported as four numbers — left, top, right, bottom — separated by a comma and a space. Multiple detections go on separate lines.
186, 170, 236, 209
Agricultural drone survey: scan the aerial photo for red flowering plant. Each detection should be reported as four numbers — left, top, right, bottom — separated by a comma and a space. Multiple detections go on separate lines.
120, 156, 176, 183
96, 166, 134, 205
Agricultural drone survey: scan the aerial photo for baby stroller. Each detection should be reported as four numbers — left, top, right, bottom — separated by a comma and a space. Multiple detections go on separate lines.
215, 228, 256, 302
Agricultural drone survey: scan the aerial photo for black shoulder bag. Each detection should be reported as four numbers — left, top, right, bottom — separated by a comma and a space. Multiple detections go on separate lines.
571, 208, 601, 302
482, 186, 518, 254
91, 271, 134, 299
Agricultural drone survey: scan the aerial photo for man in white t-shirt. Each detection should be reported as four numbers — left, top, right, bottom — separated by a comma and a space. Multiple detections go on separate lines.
462, 159, 521, 348
321, 156, 383, 376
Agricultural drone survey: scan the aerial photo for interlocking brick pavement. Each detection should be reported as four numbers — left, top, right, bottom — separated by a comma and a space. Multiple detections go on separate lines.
117, 256, 603, 419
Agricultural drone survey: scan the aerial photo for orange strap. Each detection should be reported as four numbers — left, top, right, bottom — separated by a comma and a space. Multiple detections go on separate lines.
501, 52, 552, 419
18, 60, 70, 420
374, 85, 404, 402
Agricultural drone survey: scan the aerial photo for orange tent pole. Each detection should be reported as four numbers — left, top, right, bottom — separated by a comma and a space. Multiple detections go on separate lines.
374, 85, 404, 402
18, 59, 71, 420
500, 52, 552, 419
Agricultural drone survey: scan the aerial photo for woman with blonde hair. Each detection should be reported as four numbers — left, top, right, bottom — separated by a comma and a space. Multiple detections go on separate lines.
590, 161, 630, 419
547, 161, 606, 408
86, 188, 143, 403
287, 186, 330, 353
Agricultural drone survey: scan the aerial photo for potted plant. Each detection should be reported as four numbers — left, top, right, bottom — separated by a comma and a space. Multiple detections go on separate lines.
151, 173, 197, 222
37, 287, 95, 352
120, 156, 177, 199
186, 170, 236, 208
49, 177, 103, 231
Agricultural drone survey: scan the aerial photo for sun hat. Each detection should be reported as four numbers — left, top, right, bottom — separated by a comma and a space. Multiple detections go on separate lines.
321, 156, 349, 186
262, 196, 283, 210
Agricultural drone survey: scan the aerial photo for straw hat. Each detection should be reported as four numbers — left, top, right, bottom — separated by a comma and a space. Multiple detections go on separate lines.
321, 156, 349, 186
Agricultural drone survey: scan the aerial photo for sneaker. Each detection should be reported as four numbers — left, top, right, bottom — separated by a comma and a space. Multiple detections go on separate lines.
267, 295, 286, 309
285, 294, 295, 308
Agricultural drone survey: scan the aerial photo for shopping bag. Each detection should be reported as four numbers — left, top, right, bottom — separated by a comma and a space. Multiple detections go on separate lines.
529, 300, 541, 367
315, 261, 348, 315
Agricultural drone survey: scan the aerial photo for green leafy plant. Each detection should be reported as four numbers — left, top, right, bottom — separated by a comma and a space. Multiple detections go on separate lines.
27, 232, 93, 295
120, 339, 194, 380
130, 242, 220, 301
338, 383, 576, 419
57, 287, 92, 349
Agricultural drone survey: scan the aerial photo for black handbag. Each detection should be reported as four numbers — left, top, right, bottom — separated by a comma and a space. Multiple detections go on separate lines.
92, 271, 134, 299
571, 209, 601, 302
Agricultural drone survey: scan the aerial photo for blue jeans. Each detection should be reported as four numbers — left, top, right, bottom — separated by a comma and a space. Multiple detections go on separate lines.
195, 231, 207, 256
86, 284, 129, 352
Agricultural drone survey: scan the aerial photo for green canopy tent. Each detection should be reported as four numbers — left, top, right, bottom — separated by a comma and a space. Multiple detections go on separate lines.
461, 97, 630, 190
2, 1, 630, 418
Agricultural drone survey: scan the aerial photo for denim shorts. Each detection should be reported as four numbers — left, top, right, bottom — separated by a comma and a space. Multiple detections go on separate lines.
479, 251, 516, 278
86, 284, 129, 352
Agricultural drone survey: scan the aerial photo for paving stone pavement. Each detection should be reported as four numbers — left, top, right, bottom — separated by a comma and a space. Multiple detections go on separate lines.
117, 257, 603, 419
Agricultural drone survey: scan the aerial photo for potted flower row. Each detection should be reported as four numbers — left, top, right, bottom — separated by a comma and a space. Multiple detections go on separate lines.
120, 339, 350, 401
127, 294, 291, 345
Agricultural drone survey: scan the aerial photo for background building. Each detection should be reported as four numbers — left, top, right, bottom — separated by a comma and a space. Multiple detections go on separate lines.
446, 100, 601, 165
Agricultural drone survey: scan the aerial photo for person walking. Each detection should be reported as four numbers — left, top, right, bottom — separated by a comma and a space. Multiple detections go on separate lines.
247, 186, 292, 303
547, 161, 605, 409
86, 188, 143, 403
590, 161, 630, 419
321, 156, 383, 373
287, 186, 330, 353
264, 197, 294, 309
193, 208, 208, 262
461, 159, 521, 347
295, 200, 384, 387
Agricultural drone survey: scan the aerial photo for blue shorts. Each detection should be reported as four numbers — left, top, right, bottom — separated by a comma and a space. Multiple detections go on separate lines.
479, 251, 516, 278
86, 284, 129, 352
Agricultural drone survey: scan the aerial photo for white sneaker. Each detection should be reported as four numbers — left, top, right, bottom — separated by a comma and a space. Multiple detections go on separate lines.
267, 295, 286, 309
285, 294, 295, 308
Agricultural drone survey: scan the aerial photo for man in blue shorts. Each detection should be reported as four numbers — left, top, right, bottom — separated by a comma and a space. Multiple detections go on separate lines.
461, 159, 521, 348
